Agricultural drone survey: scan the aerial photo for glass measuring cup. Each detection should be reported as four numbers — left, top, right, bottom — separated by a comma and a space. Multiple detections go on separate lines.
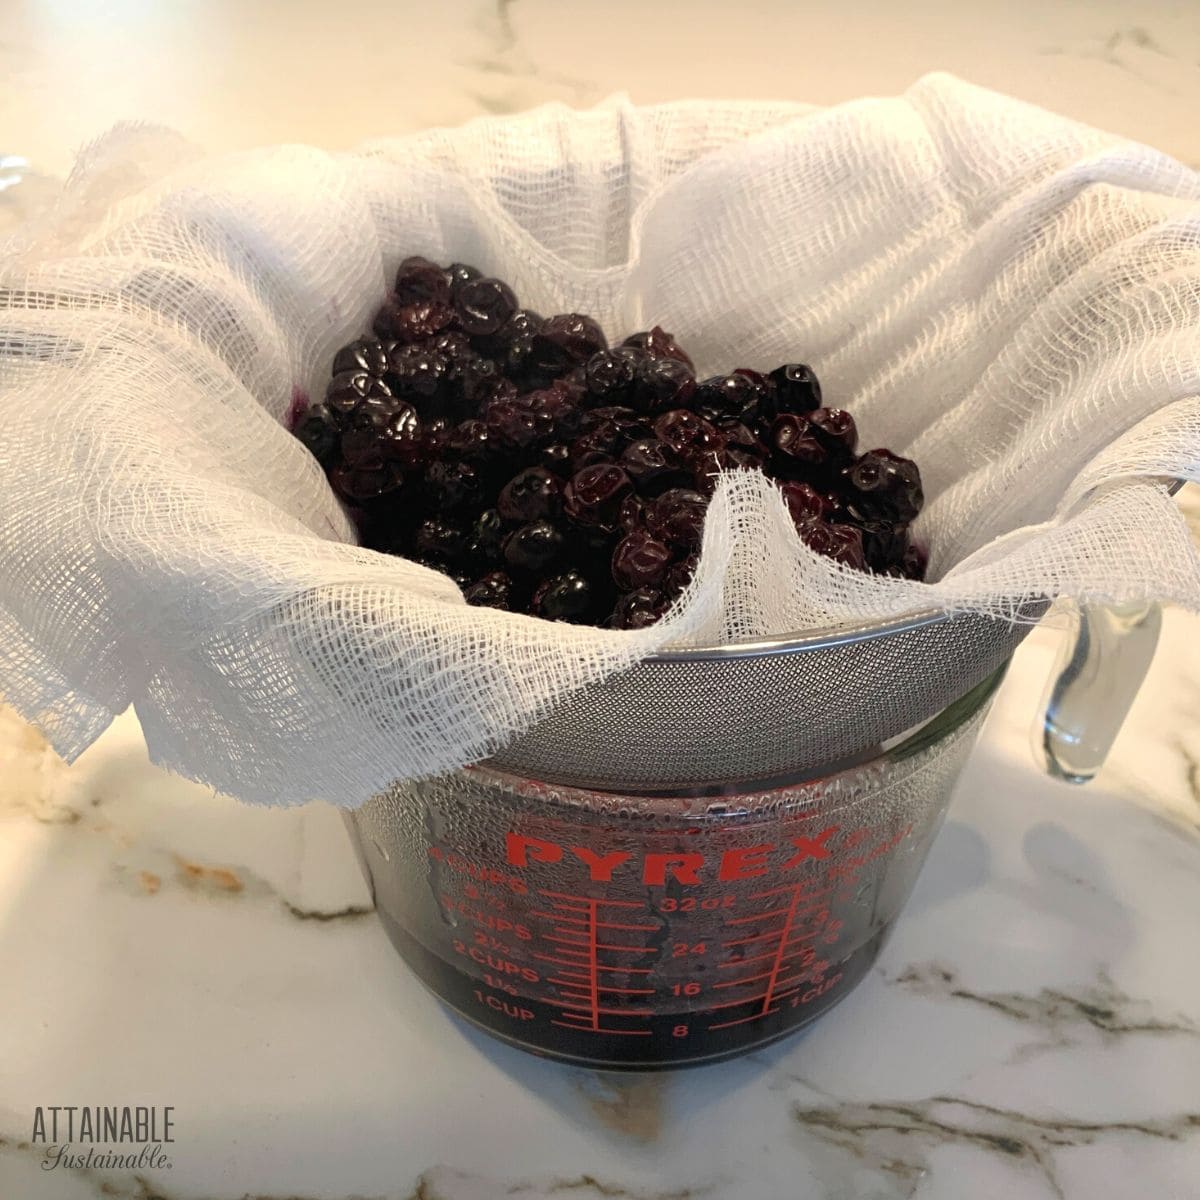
345, 667, 1004, 1069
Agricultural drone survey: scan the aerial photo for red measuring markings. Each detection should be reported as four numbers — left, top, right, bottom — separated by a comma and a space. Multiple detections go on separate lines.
705, 881, 841, 1030
533, 890, 659, 1037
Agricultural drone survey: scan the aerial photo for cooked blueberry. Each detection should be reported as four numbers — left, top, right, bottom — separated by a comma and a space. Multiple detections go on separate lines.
446, 262, 482, 297
455, 277, 518, 336
584, 348, 641, 402
768, 363, 822, 414
796, 519, 866, 570
532, 571, 596, 623
807, 408, 858, 460
779, 481, 832, 525
464, 570, 513, 609
771, 412, 826, 468
331, 462, 404, 503
608, 586, 669, 629
621, 438, 689, 495
498, 467, 564, 523
902, 542, 929, 581
394, 256, 451, 305
375, 403, 426, 470
426, 459, 482, 510
528, 313, 608, 378
415, 517, 467, 563
653, 409, 723, 461
563, 464, 633, 528
645, 488, 707, 549
458, 357, 503, 404
858, 519, 910, 573
294, 403, 340, 468
472, 509, 505, 559
843, 449, 923, 523
446, 418, 492, 464
503, 520, 565, 573
632, 356, 695, 414
374, 297, 455, 343
621, 326, 694, 371
611, 528, 674, 590
386, 344, 447, 400
332, 337, 389, 378
326, 369, 393, 420
486, 398, 542, 451
694, 373, 759, 419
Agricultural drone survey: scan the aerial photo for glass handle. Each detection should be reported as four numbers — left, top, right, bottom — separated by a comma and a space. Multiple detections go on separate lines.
1036, 598, 1161, 784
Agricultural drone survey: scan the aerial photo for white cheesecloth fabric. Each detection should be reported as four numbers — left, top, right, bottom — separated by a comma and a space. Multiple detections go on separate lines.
2, 73, 1200, 805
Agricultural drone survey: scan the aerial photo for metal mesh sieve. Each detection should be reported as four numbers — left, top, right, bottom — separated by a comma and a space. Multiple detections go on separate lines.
488, 606, 1042, 790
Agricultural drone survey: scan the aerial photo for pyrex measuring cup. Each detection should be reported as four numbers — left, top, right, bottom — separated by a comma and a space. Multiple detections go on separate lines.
345, 667, 1004, 1069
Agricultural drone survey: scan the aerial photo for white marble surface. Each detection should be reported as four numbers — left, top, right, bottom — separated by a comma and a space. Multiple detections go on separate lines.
2, 2, 1200, 1198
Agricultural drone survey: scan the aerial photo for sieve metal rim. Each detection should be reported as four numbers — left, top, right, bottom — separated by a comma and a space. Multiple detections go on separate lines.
645, 605, 960, 663
471, 663, 1006, 810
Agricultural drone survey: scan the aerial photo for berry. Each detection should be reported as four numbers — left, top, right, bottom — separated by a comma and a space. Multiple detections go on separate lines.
394, 256, 451, 305
645, 488, 707, 549
326, 370, 393, 421
563, 464, 633, 528
609, 586, 669, 629
654, 409, 722, 461
859, 519, 909, 573
768, 363, 822, 414
486, 398, 542, 452
532, 571, 596, 623
665, 553, 698, 596
458, 357, 503, 404
632, 356, 695, 414
585, 348, 640, 403
333, 337, 389, 378
429, 330, 474, 360
771, 412, 826, 469
294, 403, 340, 468
504, 520, 565, 573
694, 373, 759, 420
374, 297, 455, 344
472, 509, 505, 560
807, 408, 858, 460
902, 542, 929, 581
779, 481, 832, 525
611, 529, 674, 590
386, 344, 448, 400
540, 442, 572, 473
415, 517, 467, 563
620, 438, 688, 495
498, 467, 563, 523
447, 262, 483, 297
464, 570, 513, 609
426, 459, 482, 510
569, 425, 620, 471
529, 313, 608, 378
455, 277, 517, 336
621, 326, 694, 371
331, 462, 403, 503
375, 403, 426, 470
527, 387, 584, 439
843, 449, 923, 523
446, 419, 492, 464
796, 520, 866, 570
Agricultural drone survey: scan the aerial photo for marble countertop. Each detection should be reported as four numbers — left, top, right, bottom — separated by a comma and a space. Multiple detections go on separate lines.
2, 3, 1199, 1198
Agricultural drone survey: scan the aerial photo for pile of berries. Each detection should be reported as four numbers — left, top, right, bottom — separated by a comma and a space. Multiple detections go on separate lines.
293, 258, 926, 628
